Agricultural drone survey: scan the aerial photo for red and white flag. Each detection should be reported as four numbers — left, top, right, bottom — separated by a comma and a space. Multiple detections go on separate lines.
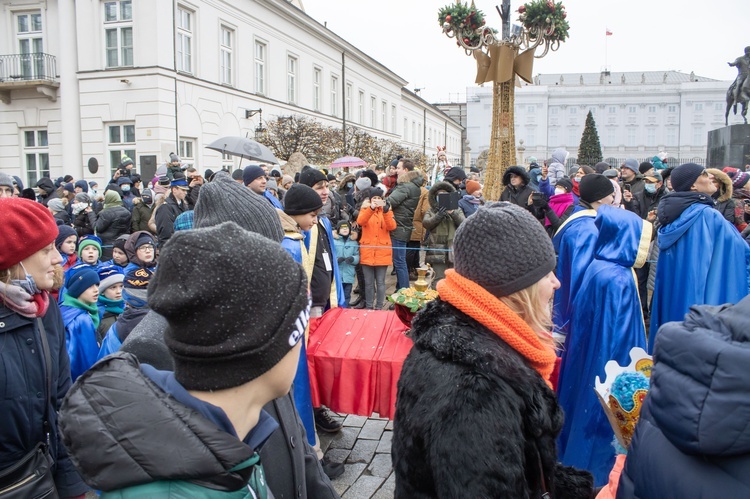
606, 29, 613, 36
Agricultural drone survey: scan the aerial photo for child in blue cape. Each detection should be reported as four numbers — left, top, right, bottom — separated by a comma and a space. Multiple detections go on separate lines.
60, 266, 101, 380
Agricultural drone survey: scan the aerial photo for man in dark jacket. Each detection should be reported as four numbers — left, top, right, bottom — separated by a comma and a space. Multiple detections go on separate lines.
618, 295, 750, 498
619, 158, 645, 198
499, 166, 535, 213
386, 159, 422, 291
623, 171, 665, 221
35, 176, 59, 206
154, 175, 189, 245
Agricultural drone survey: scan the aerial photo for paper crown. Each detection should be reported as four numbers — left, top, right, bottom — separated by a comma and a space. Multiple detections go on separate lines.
594, 347, 653, 448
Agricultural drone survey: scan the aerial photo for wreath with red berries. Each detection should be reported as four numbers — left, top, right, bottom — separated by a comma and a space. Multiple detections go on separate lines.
518, 0, 569, 42
438, 2, 488, 46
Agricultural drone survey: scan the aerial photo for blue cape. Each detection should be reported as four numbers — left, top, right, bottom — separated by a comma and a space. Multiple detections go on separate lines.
649, 203, 750, 351
557, 206, 651, 486
552, 208, 597, 335
61, 305, 100, 381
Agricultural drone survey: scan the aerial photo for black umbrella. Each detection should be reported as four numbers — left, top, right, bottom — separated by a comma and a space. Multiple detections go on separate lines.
206, 136, 279, 165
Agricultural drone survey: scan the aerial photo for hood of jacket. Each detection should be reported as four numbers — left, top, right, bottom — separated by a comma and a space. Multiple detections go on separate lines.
114, 306, 149, 343
277, 209, 303, 239
551, 148, 569, 166
656, 192, 715, 249
103, 190, 123, 209
427, 181, 455, 210
707, 168, 733, 203
36, 177, 55, 194
593, 205, 651, 268
649, 295, 750, 457
124, 230, 155, 265
338, 174, 356, 193
502, 166, 530, 186
59, 352, 255, 492
397, 170, 423, 187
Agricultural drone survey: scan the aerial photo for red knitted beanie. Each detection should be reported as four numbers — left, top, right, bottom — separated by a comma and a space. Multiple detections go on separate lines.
0, 197, 58, 270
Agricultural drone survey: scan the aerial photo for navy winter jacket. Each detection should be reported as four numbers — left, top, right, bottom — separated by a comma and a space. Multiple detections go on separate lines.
618, 296, 750, 498
0, 299, 88, 497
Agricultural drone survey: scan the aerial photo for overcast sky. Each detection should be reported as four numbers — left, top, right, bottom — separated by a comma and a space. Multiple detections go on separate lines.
303, 0, 749, 103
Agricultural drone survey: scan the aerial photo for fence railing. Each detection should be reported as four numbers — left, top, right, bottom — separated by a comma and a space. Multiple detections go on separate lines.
0, 53, 57, 83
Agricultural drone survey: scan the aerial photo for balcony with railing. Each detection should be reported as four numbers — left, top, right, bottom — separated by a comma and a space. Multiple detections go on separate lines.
0, 53, 59, 104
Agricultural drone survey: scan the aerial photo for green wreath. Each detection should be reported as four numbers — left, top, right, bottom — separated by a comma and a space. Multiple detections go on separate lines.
518, 0, 569, 42
438, 2, 487, 46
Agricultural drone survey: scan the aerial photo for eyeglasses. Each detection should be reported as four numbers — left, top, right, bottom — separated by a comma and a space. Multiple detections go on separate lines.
137, 244, 155, 251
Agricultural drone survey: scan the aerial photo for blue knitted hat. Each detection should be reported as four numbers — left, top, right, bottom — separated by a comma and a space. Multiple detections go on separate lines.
66, 266, 100, 298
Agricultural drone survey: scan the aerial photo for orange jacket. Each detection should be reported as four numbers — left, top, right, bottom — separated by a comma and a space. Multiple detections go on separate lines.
357, 206, 396, 266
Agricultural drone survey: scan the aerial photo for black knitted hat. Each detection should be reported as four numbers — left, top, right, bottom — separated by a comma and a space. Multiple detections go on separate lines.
453, 202, 556, 297
149, 222, 309, 391
298, 167, 327, 187
670, 163, 705, 192
194, 171, 284, 242
284, 183, 323, 215
579, 174, 614, 203
555, 177, 574, 193
639, 162, 654, 174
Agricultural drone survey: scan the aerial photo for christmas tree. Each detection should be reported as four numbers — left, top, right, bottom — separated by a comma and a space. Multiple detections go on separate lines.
578, 111, 603, 165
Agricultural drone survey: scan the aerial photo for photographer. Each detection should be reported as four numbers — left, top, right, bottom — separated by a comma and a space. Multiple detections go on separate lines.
185, 166, 204, 209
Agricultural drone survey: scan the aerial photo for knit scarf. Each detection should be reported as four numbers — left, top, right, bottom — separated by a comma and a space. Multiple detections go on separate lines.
572, 180, 581, 197
62, 293, 100, 329
545, 192, 574, 226
436, 270, 557, 388
98, 295, 125, 315
0, 287, 50, 318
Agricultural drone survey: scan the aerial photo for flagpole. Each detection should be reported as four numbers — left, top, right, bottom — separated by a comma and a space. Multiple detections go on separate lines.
605, 28, 608, 72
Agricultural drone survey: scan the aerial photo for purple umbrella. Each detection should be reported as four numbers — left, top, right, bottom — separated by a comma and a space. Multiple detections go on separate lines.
330, 156, 368, 169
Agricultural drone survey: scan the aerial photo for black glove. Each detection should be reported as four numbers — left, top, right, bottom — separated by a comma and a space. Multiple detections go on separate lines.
345, 256, 354, 264
532, 195, 548, 209
437, 207, 447, 217
337, 257, 345, 264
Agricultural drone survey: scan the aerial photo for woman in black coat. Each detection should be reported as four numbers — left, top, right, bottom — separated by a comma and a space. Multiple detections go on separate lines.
95, 190, 132, 260
392, 203, 593, 498
0, 198, 88, 497
500, 165, 536, 213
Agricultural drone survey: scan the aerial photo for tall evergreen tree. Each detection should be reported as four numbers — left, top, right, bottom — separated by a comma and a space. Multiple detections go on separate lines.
578, 111, 603, 165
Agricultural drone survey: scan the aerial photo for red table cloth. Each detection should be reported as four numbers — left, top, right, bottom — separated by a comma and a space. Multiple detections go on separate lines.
307, 308, 413, 420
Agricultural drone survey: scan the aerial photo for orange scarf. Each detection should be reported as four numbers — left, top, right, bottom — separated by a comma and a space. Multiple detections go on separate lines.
437, 270, 557, 388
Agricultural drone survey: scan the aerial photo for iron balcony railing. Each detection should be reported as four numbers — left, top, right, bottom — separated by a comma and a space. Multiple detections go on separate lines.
0, 53, 57, 82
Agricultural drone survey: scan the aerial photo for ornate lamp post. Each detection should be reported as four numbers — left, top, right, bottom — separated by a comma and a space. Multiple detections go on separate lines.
439, 0, 569, 199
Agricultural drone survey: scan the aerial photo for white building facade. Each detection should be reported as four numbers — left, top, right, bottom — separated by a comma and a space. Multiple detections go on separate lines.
466, 71, 737, 167
0, 0, 462, 187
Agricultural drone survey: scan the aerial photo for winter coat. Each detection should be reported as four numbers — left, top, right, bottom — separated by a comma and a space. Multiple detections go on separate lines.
410, 186, 429, 243
36, 177, 59, 206
548, 148, 568, 186
707, 168, 739, 226
96, 204, 132, 245
618, 297, 750, 498
500, 166, 536, 213
58, 353, 265, 498
154, 193, 188, 245
393, 299, 594, 498
458, 194, 482, 217
60, 303, 100, 381
333, 235, 360, 284
119, 312, 339, 499
73, 209, 97, 237
623, 186, 667, 219
54, 209, 71, 226
97, 307, 149, 360
422, 182, 465, 265
0, 299, 88, 498
357, 204, 397, 266
386, 170, 423, 242
130, 198, 154, 234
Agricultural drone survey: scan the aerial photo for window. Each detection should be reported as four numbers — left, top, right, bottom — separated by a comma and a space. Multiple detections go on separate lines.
715, 102, 723, 111
176, 7, 193, 73
412, 120, 416, 143
569, 107, 577, 115
666, 127, 677, 146
609, 106, 616, 114
287, 55, 297, 104
16, 11, 44, 79
331, 76, 339, 116
358, 91, 365, 123
23, 129, 49, 187
648, 105, 656, 113
313, 68, 321, 111
695, 103, 703, 112
179, 138, 195, 168
403, 118, 408, 140
568, 130, 577, 146
381, 101, 387, 131
221, 152, 234, 170
627, 128, 636, 147
345, 84, 352, 120
107, 123, 136, 176
607, 128, 616, 146
104, 1, 132, 68
370, 96, 376, 128
646, 127, 656, 147
527, 105, 535, 113
549, 128, 558, 146
628, 106, 636, 113
526, 129, 535, 146
391, 104, 397, 132
219, 26, 233, 85
550, 107, 558, 115
668, 105, 677, 113
693, 125, 704, 145
254, 41, 266, 95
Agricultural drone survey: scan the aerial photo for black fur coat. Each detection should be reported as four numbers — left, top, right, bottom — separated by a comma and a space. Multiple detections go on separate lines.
392, 299, 593, 498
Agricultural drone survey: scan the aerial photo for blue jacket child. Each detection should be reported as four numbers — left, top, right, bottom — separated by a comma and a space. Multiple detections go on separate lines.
333, 221, 360, 307
60, 266, 101, 381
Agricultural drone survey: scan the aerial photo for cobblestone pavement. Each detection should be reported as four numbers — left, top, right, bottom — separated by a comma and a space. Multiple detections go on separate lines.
320, 413, 395, 499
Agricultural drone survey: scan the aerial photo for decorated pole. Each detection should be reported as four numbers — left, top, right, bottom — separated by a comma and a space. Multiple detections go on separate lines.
438, 0, 569, 200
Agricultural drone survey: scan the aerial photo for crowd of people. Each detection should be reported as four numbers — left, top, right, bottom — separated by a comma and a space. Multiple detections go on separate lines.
1, 146, 749, 498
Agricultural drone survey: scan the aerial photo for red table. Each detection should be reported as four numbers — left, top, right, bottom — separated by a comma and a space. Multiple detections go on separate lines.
307, 308, 413, 420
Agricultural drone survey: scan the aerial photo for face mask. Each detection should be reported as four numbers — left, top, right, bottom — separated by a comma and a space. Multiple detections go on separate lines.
573, 177, 580, 184
644, 184, 657, 194
72, 202, 87, 215
121, 185, 131, 192
347, 182, 353, 188
90, 189, 97, 197
554, 188, 566, 195
11, 262, 41, 295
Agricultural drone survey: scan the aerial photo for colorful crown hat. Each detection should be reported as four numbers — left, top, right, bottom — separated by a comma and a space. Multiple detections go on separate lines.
594, 347, 653, 448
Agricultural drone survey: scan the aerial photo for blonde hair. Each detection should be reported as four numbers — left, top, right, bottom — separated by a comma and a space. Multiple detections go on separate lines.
500, 281, 556, 349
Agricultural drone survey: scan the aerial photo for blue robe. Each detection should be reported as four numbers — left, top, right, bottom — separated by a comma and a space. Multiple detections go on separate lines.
649, 202, 750, 351
557, 206, 651, 487
61, 305, 100, 381
552, 208, 597, 336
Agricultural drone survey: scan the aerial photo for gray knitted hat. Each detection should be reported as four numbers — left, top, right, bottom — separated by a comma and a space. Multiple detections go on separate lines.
193, 170, 283, 242
355, 177, 371, 191
149, 222, 309, 391
452, 202, 556, 297
0, 173, 13, 189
